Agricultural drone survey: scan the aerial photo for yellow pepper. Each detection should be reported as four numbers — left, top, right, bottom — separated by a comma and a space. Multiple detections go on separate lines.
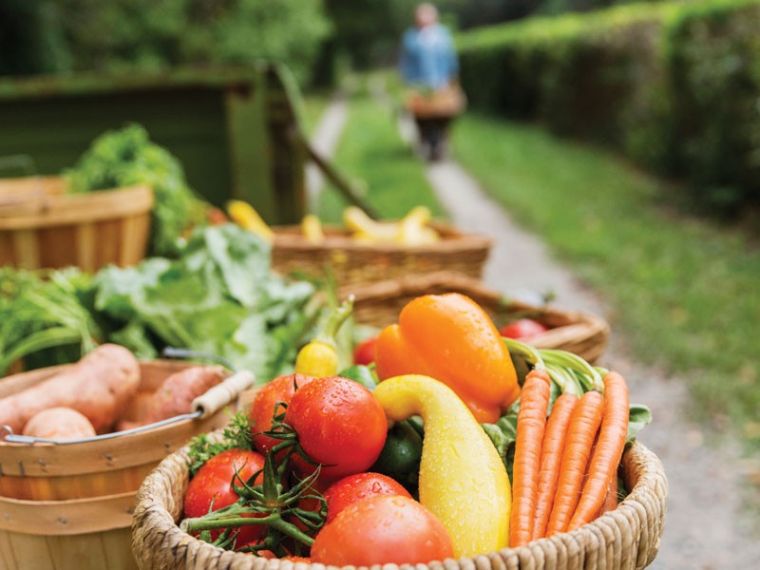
373, 374, 511, 557
295, 297, 353, 377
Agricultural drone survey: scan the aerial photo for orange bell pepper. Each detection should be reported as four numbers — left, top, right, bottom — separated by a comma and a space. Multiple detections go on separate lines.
375, 293, 520, 422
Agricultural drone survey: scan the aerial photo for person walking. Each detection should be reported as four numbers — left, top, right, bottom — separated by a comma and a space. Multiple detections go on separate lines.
399, 3, 463, 161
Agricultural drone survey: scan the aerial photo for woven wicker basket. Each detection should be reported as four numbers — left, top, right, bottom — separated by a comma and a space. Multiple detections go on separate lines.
406, 85, 467, 120
272, 224, 492, 289
131, 436, 666, 570
0, 175, 152, 271
348, 272, 610, 363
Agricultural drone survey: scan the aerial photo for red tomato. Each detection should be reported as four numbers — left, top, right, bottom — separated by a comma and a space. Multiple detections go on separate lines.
285, 376, 387, 482
249, 373, 316, 454
283, 557, 311, 563
353, 336, 378, 365
183, 449, 265, 547
499, 318, 549, 339
323, 472, 411, 522
311, 495, 454, 566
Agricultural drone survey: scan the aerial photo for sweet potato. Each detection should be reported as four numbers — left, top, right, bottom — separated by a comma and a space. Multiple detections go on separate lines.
0, 344, 140, 434
117, 365, 226, 431
23, 407, 97, 441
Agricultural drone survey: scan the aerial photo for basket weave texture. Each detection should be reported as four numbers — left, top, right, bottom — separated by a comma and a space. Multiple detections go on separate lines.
272, 224, 492, 289
131, 437, 667, 570
348, 272, 610, 363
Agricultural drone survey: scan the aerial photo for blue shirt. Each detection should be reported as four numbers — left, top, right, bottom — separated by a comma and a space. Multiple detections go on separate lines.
400, 24, 459, 90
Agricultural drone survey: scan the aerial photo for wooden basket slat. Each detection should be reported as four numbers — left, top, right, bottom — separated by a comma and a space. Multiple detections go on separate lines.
0, 491, 135, 536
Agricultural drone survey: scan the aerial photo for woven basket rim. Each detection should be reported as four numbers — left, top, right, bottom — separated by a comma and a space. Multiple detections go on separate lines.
347, 271, 610, 360
131, 437, 667, 570
272, 223, 492, 254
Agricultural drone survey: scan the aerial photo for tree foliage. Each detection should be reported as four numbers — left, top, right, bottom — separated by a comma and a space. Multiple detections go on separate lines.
0, 0, 330, 83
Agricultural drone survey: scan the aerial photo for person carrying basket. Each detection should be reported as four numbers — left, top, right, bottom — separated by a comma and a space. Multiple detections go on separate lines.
399, 3, 465, 161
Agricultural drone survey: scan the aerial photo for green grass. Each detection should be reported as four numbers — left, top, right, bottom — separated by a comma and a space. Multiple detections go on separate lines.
316, 95, 445, 223
452, 114, 760, 443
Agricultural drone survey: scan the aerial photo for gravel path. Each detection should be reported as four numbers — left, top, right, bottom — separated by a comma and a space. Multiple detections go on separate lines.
311, 95, 760, 568
305, 95, 349, 211
426, 158, 760, 569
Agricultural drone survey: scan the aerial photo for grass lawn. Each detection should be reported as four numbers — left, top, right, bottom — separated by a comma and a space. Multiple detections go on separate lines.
316, 94, 445, 223
452, 114, 760, 444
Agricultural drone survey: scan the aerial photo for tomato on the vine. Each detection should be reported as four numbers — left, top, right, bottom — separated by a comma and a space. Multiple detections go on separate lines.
286, 376, 387, 481
249, 373, 315, 454
323, 472, 410, 522
183, 449, 265, 547
311, 495, 454, 565
499, 318, 548, 340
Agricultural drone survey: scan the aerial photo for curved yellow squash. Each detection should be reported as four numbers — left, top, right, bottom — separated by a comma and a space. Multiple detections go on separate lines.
373, 374, 511, 557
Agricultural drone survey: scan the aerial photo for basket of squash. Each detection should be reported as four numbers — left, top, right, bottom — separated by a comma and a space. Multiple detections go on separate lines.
348, 271, 610, 363
259, 205, 491, 289
130, 294, 666, 569
0, 345, 254, 570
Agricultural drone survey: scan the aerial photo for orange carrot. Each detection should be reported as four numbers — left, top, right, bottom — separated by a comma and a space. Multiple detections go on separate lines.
532, 393, 578, 540
546, 390, 604, 536
568, 372, 629, 530
509, 369, 551, 547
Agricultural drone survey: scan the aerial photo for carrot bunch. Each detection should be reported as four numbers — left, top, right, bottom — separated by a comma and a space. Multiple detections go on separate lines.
508, 362, 630, 547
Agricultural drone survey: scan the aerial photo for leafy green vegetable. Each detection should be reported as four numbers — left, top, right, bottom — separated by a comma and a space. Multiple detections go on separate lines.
339, 364, 378, 391
627, 403, 653, 442
187, 412, 253, 476
0, 268, 100, 374
95, 224, 319, 382
482, 408, 519, 479
66, 124, 202, 257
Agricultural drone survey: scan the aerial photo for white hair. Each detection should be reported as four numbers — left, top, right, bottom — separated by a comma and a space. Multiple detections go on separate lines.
415, 3, 439, 26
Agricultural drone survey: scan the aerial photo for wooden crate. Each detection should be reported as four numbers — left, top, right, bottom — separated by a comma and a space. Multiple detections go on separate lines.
0, 65, 306, 224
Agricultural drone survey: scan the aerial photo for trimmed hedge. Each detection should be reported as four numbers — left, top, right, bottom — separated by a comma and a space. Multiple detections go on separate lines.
667, 0, 760, 207
458, 0, 760, 209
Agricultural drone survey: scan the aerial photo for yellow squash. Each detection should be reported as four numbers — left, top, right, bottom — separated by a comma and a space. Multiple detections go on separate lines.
373, 374, 511, 557
300, 214, 325, 244
227, 200, 273, 243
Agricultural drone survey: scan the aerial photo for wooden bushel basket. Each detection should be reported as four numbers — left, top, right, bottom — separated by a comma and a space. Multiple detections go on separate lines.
130, 434, 667, 570
0, 175, 153, 271
0, 360, 254, 570
348, 272, 611, 363
272, 223, 492, 289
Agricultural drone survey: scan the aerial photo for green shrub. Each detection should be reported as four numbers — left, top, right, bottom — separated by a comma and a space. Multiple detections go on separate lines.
667, 0, 760, 209
458, 0, 760, 209
459, 5, 676, 163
